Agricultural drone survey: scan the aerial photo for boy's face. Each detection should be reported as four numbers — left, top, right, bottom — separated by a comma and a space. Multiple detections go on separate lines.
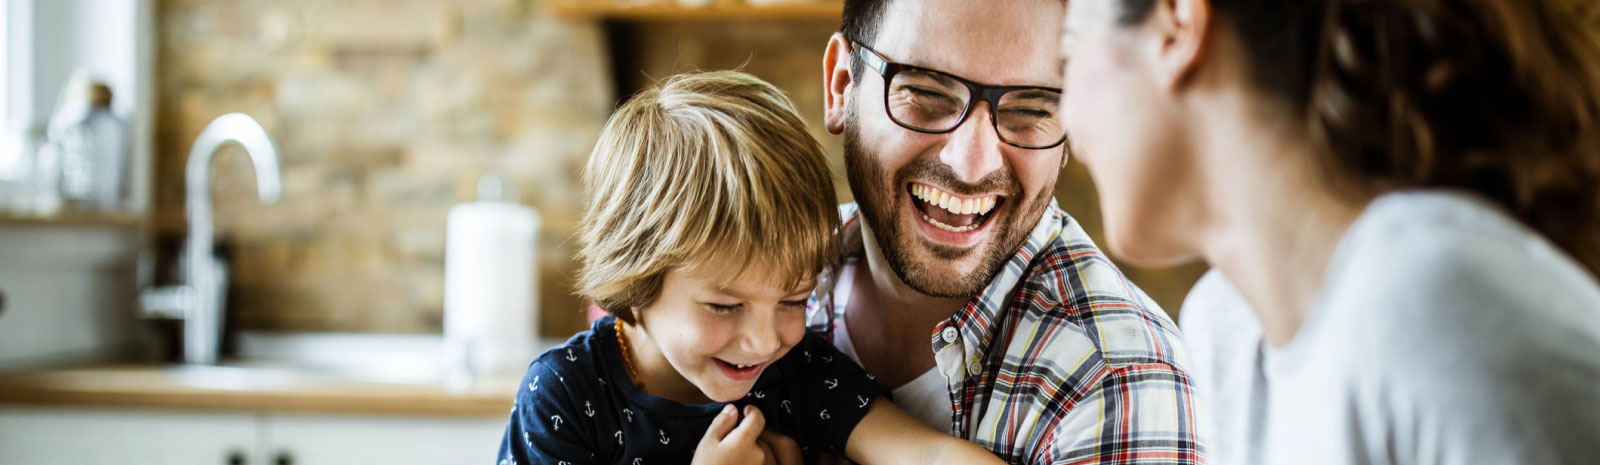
632, 261, 813, 403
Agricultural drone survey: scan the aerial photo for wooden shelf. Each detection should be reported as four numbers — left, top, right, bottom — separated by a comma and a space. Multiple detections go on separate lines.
550, 1, 843, 21
0, 212, 147, 229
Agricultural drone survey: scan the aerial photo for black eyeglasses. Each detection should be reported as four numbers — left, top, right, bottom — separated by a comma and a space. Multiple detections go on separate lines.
851, 41, 1066, 150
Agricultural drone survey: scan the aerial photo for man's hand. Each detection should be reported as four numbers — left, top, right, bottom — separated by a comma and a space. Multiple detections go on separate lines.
692, 405, 767, 465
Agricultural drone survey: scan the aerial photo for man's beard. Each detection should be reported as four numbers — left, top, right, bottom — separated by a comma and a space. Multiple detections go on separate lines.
842, 113, 1052, 299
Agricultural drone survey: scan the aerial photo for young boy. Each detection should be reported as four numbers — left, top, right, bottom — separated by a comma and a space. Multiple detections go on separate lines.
496, 71, 1003, 465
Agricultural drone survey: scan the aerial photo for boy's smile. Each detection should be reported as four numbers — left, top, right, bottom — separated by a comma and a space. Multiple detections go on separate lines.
621, 260, 814, 404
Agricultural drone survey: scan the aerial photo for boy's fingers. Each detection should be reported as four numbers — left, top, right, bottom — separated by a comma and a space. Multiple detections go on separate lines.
752, 431, 796, 465
725, 405, 766, 444
702, 404, 739, 443
758, 429, 803, 465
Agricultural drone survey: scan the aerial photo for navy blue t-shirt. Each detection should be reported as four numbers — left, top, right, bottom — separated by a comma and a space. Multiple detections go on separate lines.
497, 316, 891, 465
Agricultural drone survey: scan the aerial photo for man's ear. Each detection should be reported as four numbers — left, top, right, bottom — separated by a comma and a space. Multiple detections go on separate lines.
1149, 0, 1212, 91
822, 33, 855, 135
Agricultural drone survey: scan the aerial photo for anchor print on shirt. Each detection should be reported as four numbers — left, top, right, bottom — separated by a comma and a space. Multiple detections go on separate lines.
623, 408, 635, 423
857, 395, 870, 408
659, 430, 671, 445
746, 390, 766, 399
584, 401, 596, 417
802, 350, 812, 363
615, 430, 624, 446
780, 400, 792, 414
550, 415, 564, 431
819, 409, 831, 420
566, 349, 578, 362
633, 459, 643, 465
821, 354, 833, 363
529, 376, 540, 392
824, 378, 839, 390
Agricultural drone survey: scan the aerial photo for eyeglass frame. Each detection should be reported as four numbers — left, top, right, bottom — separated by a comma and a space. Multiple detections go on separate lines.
849, 40, 1068, 150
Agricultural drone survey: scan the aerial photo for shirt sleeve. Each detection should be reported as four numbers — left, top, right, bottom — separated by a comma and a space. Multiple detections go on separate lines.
788, 333, 893, 455
1045, 363, 1204, 465
497, 358, 599, 465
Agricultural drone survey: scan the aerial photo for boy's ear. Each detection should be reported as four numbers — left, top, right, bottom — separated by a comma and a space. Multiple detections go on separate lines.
822, 33, 855, 135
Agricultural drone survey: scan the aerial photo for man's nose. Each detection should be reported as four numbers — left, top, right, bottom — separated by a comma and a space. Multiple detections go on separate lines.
940, 101, 1007, 184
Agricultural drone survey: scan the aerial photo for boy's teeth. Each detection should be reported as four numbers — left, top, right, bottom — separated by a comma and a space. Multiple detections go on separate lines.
911, 184, 998, 216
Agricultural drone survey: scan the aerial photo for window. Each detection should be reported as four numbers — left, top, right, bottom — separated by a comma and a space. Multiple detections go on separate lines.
0, 0, 9, 129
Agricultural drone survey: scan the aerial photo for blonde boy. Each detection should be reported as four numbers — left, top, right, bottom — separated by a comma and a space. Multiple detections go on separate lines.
497, 70, 1002, 465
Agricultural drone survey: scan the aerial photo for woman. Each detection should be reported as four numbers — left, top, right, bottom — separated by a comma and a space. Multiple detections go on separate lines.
1058, 0, 1600, 463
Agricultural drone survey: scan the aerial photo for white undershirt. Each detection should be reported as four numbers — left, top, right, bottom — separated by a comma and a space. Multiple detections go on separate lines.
829, 260, 954, 434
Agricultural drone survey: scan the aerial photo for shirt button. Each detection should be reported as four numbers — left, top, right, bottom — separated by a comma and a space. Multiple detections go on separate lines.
940, 327, 959, 344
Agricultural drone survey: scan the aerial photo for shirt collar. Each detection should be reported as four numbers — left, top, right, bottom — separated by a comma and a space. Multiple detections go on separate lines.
809, 200, 1069, 358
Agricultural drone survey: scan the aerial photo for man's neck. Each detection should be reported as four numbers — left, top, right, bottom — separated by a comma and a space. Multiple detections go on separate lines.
841, 224, 969, 388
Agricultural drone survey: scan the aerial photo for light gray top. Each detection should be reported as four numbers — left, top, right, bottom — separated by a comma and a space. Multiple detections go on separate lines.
1182, 190, 1600, 465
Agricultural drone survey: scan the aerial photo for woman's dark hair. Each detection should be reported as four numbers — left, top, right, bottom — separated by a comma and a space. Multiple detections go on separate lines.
1118, 0, 1600, 278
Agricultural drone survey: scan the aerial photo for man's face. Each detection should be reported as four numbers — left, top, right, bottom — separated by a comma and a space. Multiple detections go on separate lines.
839, 0, 1067, 298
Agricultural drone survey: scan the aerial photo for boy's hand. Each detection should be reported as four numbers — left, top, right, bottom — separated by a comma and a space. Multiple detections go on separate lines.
758, 429, 803, 465
692, 405, 767, 465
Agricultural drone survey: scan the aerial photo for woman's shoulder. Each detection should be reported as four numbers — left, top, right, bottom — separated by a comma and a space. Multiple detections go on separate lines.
1335, 190, 1600, 308
1324, 189, 1600, 378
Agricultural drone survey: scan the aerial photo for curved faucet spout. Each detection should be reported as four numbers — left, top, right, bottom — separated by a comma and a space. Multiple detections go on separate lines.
173, 112, 282, 365
186, 113, 282, 206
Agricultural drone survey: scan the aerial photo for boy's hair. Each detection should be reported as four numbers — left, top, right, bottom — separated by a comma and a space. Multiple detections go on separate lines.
575, 70, 840, 324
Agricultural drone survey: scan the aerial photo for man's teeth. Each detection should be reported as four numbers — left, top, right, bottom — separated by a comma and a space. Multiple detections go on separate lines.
911, 184, 997, 215
922, 214, 981, 232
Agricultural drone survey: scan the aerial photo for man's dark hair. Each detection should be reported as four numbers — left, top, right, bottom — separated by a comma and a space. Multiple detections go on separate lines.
841, 0, 891, 45
841, 0, 892, 77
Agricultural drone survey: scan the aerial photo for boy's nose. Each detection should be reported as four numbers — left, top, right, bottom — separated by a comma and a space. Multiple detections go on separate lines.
739, 312, 782, 357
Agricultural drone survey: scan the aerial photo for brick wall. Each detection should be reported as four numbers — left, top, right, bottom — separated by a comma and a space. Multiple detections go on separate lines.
156, 0, 611, 336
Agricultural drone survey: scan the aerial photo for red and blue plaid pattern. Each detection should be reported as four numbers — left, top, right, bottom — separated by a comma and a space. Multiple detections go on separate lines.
810, 203, 1204, 464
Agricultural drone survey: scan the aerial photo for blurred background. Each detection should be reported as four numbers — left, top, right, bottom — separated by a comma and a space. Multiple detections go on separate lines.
0, 0, 1206, 463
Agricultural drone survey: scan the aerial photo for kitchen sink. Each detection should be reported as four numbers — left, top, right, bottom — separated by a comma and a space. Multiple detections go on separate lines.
168, 332, 566, 388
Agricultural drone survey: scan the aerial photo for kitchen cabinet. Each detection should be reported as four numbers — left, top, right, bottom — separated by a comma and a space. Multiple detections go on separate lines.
0, 406, 507, 465
261, 413, 506, 465
0, 406, 258, 465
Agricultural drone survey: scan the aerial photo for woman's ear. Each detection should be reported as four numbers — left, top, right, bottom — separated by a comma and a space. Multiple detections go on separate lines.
822, 33, 855, 135
1150, 0, 1212, 91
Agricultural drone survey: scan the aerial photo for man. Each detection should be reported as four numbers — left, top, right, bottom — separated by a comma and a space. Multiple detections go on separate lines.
810, 0, 1204, 462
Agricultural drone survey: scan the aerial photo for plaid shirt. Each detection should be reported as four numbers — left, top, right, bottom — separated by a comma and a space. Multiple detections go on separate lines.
809, 202, 1204, 464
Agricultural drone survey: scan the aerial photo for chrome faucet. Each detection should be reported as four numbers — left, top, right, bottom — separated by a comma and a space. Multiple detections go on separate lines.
141, 113, 281, 365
